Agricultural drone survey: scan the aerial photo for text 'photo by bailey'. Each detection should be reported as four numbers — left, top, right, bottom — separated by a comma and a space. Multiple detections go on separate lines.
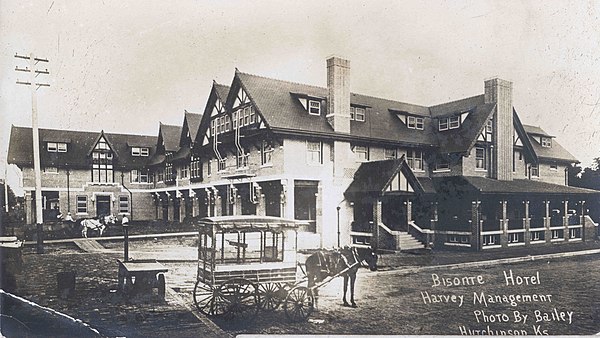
1, 1, 600, 337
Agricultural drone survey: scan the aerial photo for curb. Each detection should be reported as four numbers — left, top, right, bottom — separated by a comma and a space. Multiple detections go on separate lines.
369, 248, 600, 277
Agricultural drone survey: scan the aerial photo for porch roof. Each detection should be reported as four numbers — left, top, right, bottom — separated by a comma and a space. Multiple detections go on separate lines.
344, 157, 424, 198
433, 176, 600, 195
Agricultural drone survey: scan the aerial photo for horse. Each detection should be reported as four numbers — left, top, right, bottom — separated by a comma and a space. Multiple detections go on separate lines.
305, 246, 378, 309
80, 215, 117, 238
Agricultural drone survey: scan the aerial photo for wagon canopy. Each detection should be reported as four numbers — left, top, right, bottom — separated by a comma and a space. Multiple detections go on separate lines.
194, 215, 307, 233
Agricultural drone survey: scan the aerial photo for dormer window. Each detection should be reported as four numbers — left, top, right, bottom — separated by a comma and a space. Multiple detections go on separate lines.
407, 116, 424, 130
350, 106, 366, 122
541, 137, 552, 148
439, 115, 460, 131
47, 142, 68, 152
131, 147, 149, 157
308, 100, 321, 115
486, 119, 493, 133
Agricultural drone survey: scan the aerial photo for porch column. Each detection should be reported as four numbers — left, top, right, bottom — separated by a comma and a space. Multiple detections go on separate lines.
470, 200, 481, 251
563, 199, 569, 242
430, 201, 438, 246
233, 186, 241, 216
191, 192, 198, 218
281, 179, 294, 219
256, 191, 266, 216
167, 197, 174, 222
372, 199, 383, 251
215, 193, 222, 217
544, 200, 551, 243
500, 200, 508, 248
406, 200, 412, 225
524, 200, 531, 245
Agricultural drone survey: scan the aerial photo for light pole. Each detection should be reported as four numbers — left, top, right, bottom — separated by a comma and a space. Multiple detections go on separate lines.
336, 206, 341, 248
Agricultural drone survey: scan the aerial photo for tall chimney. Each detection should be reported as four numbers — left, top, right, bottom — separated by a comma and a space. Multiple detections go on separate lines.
485, 78, 513, 181
327, 57, 351, 133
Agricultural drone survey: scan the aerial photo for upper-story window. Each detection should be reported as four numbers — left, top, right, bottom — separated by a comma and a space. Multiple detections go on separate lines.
212, 115, 232, 136
475, 147, 487, 170
261, 140, 274, 166
550, 163, 558, 171
232, 106, 256, 130
439, 116, 460, 131
541, 137, 552, 148
47, 142, 68, 152
407, 150, 423, 171
92, 136, 113, 183
435, 159, 450, 171
308, 100, 321, 115
157, 169, 164, 182
384, 148, 397, 159
180, 164, 189, 179
407, 116, 424, 130
218, 158, 227, 172
353, 146, 369, 162
190, 155, 201, 179
531, 163, 539, 177
207, 160, 212, 176
307, 141, 323, 165
131, 169, 151, 183
350, 106, 366, 122
131, 147, 149, 156
237, 150, 249, 169
486, 119, 493, 133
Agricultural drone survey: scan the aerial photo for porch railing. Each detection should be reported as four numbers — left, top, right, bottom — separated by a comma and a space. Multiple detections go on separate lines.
481, 230, 502, 249
529, 229, 545, 243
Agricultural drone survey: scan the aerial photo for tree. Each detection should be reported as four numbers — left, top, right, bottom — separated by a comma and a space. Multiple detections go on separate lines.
568, 159, 600, 191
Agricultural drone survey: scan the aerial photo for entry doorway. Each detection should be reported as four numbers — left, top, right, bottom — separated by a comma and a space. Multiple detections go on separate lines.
96, 195, 111, 217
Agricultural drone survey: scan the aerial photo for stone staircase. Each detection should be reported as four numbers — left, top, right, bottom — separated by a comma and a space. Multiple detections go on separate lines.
395, 231, 426, 251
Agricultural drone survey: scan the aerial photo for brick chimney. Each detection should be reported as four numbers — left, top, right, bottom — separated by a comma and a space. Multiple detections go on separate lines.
326, 57, 351, 133
484, 78, 513, 181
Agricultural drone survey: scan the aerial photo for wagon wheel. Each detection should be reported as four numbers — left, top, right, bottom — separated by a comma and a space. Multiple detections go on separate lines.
257, 282, 284, 311
193, 280, 228, 316
219, 278, 259, 321
284, 286, 314, 322
157, 274, 166, 300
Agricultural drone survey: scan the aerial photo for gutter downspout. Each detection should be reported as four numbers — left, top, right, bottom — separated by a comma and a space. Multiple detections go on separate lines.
121, 171, 133, 220
66, 168, 70, 213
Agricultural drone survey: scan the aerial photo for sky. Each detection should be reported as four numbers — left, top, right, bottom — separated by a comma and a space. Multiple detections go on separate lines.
1, 0, 600, 195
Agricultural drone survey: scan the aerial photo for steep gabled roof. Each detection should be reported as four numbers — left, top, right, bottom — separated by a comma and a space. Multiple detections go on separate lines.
235, 71, 436, 146
345, 157, 425, 198
214, 83, 231, 103
7, 125, 156, 168
184, 111, 202, 142
512, 110, 537, 163
523, 125, 577, 163
159, 123, 182, 153
196, 82, 230, 147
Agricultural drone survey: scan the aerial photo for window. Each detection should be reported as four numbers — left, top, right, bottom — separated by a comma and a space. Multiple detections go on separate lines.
237, 151, 249, 169
165, 163, 174, 181
157, 169, 164, 182
550, 164, 558, 171
261, 140, 274, 165
44, 167, 58, 173
350, 107, 366, 122
308, 100, 321, 115
439, 116, 460, 131
190, 156, 201, 179
407, 116, 424, 130
207, 160, 212, 176
77, 196, 87, 213
57, 143, 67, 152
384, 148, 397, 159
439, 119, 448, 131
131, 147, 149, 156
212, 115, 233, 136
435, 159, 450, 171
407, 150, 423, 171
531, 164, 539, 177
47, 142, 68, 152
218, 158, 227, 172
47, 142, 57, 152
119, 196, 129, 213
354, 146, 369, 161
486, 119, 493, 133
541, 137, 552, 148
92, 152, 113, 183
307, 141, 322, 164
475, 147, 486, 170
131, 169, 150, 183
449, 116, 460, 129
180, 164, 188, 179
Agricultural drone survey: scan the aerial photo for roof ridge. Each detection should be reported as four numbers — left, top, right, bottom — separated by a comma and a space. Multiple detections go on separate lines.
428, 94, 484, 109
11, 125, 156, 138
237, 70, 429, 109
236, 70, 327, 92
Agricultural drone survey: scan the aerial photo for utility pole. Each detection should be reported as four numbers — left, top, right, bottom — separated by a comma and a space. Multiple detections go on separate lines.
15, 53, 49, 254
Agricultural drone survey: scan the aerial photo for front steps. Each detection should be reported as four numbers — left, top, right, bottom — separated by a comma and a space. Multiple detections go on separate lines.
395, 231, 426, 251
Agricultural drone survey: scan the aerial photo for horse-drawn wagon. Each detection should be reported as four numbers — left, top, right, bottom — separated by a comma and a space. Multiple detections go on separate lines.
191, 215, 378, 322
